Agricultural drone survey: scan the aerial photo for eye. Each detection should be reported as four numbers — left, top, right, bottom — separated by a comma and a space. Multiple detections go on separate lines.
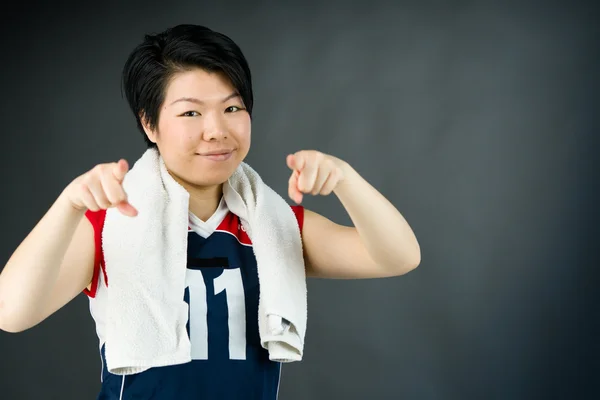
181, 111, 200, 117
225, 106, 244, 113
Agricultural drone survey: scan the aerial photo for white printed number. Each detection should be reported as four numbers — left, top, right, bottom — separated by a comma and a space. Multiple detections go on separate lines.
186, 268, 247, 360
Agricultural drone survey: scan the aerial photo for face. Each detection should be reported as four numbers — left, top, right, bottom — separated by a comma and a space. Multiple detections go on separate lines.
142, 68, 251, 189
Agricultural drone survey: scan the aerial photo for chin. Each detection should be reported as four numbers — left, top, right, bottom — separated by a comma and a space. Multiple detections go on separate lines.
189, 169, 236, 187
173, 156, 245, 187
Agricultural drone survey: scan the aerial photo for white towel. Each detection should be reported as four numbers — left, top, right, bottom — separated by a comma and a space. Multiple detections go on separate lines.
101, 148, 307, 375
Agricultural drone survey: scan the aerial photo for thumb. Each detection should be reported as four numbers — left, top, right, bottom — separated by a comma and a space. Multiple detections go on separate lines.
113, 159, 129, 182
286, 153, 305, 172
286, 154, 296, 170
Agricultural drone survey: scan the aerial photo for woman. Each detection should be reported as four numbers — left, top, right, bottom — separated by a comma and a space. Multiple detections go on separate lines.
0, 24, 420, 399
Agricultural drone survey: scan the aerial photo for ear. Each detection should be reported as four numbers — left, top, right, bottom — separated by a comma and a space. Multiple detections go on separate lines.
140, 111, 158, 144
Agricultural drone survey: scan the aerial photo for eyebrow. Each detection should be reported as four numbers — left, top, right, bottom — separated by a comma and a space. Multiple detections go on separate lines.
169, 92, 240, 106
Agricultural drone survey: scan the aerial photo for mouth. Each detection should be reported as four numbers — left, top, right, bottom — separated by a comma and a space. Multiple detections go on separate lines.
196, 149, 235, 161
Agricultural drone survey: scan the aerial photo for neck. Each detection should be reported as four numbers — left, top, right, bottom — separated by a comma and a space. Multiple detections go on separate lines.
169, 173, 223, 221
187, 184, 223, 221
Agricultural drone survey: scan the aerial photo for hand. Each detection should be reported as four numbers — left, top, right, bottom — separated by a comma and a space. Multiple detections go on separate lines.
286, 150, 346, 204
64, 159, 138, 217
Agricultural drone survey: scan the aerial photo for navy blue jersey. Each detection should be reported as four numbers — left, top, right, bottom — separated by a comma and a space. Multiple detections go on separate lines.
84, 201, 304, 400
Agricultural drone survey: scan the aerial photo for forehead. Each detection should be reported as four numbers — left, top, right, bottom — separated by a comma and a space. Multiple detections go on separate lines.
164, 69, 235, 101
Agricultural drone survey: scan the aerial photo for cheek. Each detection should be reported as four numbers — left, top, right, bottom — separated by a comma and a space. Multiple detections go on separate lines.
231, 116, 251, 145
158, 120, 202, 150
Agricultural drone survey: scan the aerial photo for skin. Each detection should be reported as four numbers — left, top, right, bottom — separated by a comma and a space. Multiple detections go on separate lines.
142, 68, 421, 279
0, 67, 420, 334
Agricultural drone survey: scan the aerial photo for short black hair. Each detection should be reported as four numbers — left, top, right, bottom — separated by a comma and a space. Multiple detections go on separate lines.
121, 24, 253, 148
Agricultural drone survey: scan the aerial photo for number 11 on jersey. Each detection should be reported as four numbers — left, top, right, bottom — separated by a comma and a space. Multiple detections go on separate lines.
186, 268, 247, 360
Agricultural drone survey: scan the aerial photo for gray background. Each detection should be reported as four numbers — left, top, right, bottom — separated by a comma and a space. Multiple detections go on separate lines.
0, 1, 598, 399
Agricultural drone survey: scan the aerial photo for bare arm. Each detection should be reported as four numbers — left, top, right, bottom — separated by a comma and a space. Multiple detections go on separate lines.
0, 192, 95, 333
308, 162, 420, 277
0, 159, 136, 333
287, 151, 420, 279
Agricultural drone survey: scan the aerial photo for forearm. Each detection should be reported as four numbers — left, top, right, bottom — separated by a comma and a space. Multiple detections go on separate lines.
333, 161, 420, 271
0, 191, 84, 326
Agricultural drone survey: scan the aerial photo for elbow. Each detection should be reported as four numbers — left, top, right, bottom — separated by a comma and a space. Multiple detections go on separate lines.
0, 320, 29, 334
0, 301, 15, 333
403, 240, 421, 273
379, 258, 419, 278
0, 300, 31, 334
406, 255, 421, 273
0, 323, 27, 334
388, 234, 421, 276
408, 249, 421, 272
392, 249, 421, 276
398, 258, 420, 276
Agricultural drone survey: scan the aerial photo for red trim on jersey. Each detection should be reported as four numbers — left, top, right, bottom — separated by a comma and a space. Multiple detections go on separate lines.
291, 205, 304, 233
83, 209, 107, 298
215, 213, 252, 245
82, 254, 100, 297
82, 205, 305, 297
214, 205, 305, 245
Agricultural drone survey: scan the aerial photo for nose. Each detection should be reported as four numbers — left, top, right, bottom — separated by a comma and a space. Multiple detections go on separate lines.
202, 112, 228, 141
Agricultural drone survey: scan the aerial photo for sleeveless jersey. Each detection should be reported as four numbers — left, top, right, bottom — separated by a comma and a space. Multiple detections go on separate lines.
83, 199, 304, 399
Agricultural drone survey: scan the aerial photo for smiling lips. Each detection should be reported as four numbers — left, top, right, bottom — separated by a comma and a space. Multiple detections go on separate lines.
197, 149, 234, 161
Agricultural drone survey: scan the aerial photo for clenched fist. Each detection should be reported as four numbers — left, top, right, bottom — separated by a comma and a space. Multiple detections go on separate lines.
64, 159, 138, 217
286, 150, 347, 204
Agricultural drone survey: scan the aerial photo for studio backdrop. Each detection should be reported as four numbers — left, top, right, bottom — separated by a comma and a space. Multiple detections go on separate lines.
0, 1, 598, 399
